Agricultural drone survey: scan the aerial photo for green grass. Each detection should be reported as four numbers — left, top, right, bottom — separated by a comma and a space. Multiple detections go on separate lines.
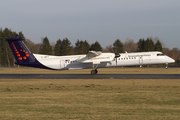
1, 79, 180, 120
0, 67, 180, 74
0, 68, 180, 119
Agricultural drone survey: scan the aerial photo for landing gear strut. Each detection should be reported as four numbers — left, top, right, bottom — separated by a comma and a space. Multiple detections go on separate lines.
91, 64, 99, 75
165, 63, 168, 69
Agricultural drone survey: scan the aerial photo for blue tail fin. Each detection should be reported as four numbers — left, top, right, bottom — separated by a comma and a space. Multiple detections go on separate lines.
6, 37, 36, 63
6, 37, 52, 69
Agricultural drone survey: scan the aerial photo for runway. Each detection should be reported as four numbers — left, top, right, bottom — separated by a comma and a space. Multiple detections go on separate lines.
0, 74, 180, 79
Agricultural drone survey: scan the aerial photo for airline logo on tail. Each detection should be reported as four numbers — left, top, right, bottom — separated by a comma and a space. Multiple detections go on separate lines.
6, 37, 49, 69
6, 37, 35, 63
11, 42, 30, 61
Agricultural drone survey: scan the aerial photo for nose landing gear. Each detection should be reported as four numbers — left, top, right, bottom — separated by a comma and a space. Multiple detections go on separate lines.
165, 63, 168, 69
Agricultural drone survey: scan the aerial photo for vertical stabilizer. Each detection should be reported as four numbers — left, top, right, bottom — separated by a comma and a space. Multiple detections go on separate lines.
6, 37, 36, 63
6, 37, 51, 69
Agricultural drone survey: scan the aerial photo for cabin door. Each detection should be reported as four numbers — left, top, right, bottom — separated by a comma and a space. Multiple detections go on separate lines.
60, 60, 65, 69
139, 56, 143, 64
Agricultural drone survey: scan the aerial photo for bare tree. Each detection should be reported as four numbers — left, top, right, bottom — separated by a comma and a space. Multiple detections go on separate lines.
25, 39, 40, 54
103, 45, 114, 53
123, 38, 137, 52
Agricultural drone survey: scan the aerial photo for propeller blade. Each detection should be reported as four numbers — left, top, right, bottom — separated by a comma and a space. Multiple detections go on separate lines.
116, 58, 117, 65
114, 53, 120, 66
115, 53, 120, 58
114, 47, 120, 66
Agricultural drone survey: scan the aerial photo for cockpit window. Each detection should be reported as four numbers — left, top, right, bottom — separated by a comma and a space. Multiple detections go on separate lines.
157, 54, 165, 56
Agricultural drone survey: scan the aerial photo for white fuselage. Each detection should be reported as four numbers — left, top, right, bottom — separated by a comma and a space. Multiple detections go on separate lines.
33, 51, 175, 70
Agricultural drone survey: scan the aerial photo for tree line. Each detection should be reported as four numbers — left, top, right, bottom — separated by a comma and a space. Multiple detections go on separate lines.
0, 28, 24, 67
0, 28, 179, 67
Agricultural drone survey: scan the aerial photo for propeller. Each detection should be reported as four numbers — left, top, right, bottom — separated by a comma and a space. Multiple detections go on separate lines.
114, 48, 120, 65
115, 52, 120, 65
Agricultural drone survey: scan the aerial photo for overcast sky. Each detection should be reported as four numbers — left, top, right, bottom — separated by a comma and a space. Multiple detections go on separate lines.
1, 0, 180, 49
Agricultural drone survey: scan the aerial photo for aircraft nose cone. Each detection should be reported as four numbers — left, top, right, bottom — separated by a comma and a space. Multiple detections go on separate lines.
168, 58, 175, 63
171, 58, 175, 63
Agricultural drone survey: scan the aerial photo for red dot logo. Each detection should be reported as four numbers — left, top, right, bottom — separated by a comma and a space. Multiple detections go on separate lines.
18, 57, 22, 60
23, 56, 27, 59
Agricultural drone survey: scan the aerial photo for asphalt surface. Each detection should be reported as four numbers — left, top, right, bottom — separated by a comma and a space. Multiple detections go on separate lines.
0, 74, 180, 79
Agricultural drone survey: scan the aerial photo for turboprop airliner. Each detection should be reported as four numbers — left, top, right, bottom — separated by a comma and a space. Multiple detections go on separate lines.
6, 37, 175, 75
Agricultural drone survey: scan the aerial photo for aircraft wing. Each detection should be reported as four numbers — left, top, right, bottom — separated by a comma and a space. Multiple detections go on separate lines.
77, 51, 114, 64
87, 51, 101, 59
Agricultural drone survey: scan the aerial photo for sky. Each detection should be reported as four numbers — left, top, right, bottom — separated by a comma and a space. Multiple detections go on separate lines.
1, 0, 180, 49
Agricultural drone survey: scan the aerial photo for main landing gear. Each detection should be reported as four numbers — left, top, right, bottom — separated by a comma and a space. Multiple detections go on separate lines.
91, 69, 98, 75
91, 64, 99, 75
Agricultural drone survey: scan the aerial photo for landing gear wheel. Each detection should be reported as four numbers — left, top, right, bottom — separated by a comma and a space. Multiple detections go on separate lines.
91, 69, 98, 75
95, 69, 98, 74
91, 70, 96, 75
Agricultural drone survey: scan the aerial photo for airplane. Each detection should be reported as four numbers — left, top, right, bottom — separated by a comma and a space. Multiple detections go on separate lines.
6, 37, 175, 75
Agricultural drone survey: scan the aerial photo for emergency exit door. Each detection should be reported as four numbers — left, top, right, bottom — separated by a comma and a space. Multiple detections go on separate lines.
60, 60, 65, 68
